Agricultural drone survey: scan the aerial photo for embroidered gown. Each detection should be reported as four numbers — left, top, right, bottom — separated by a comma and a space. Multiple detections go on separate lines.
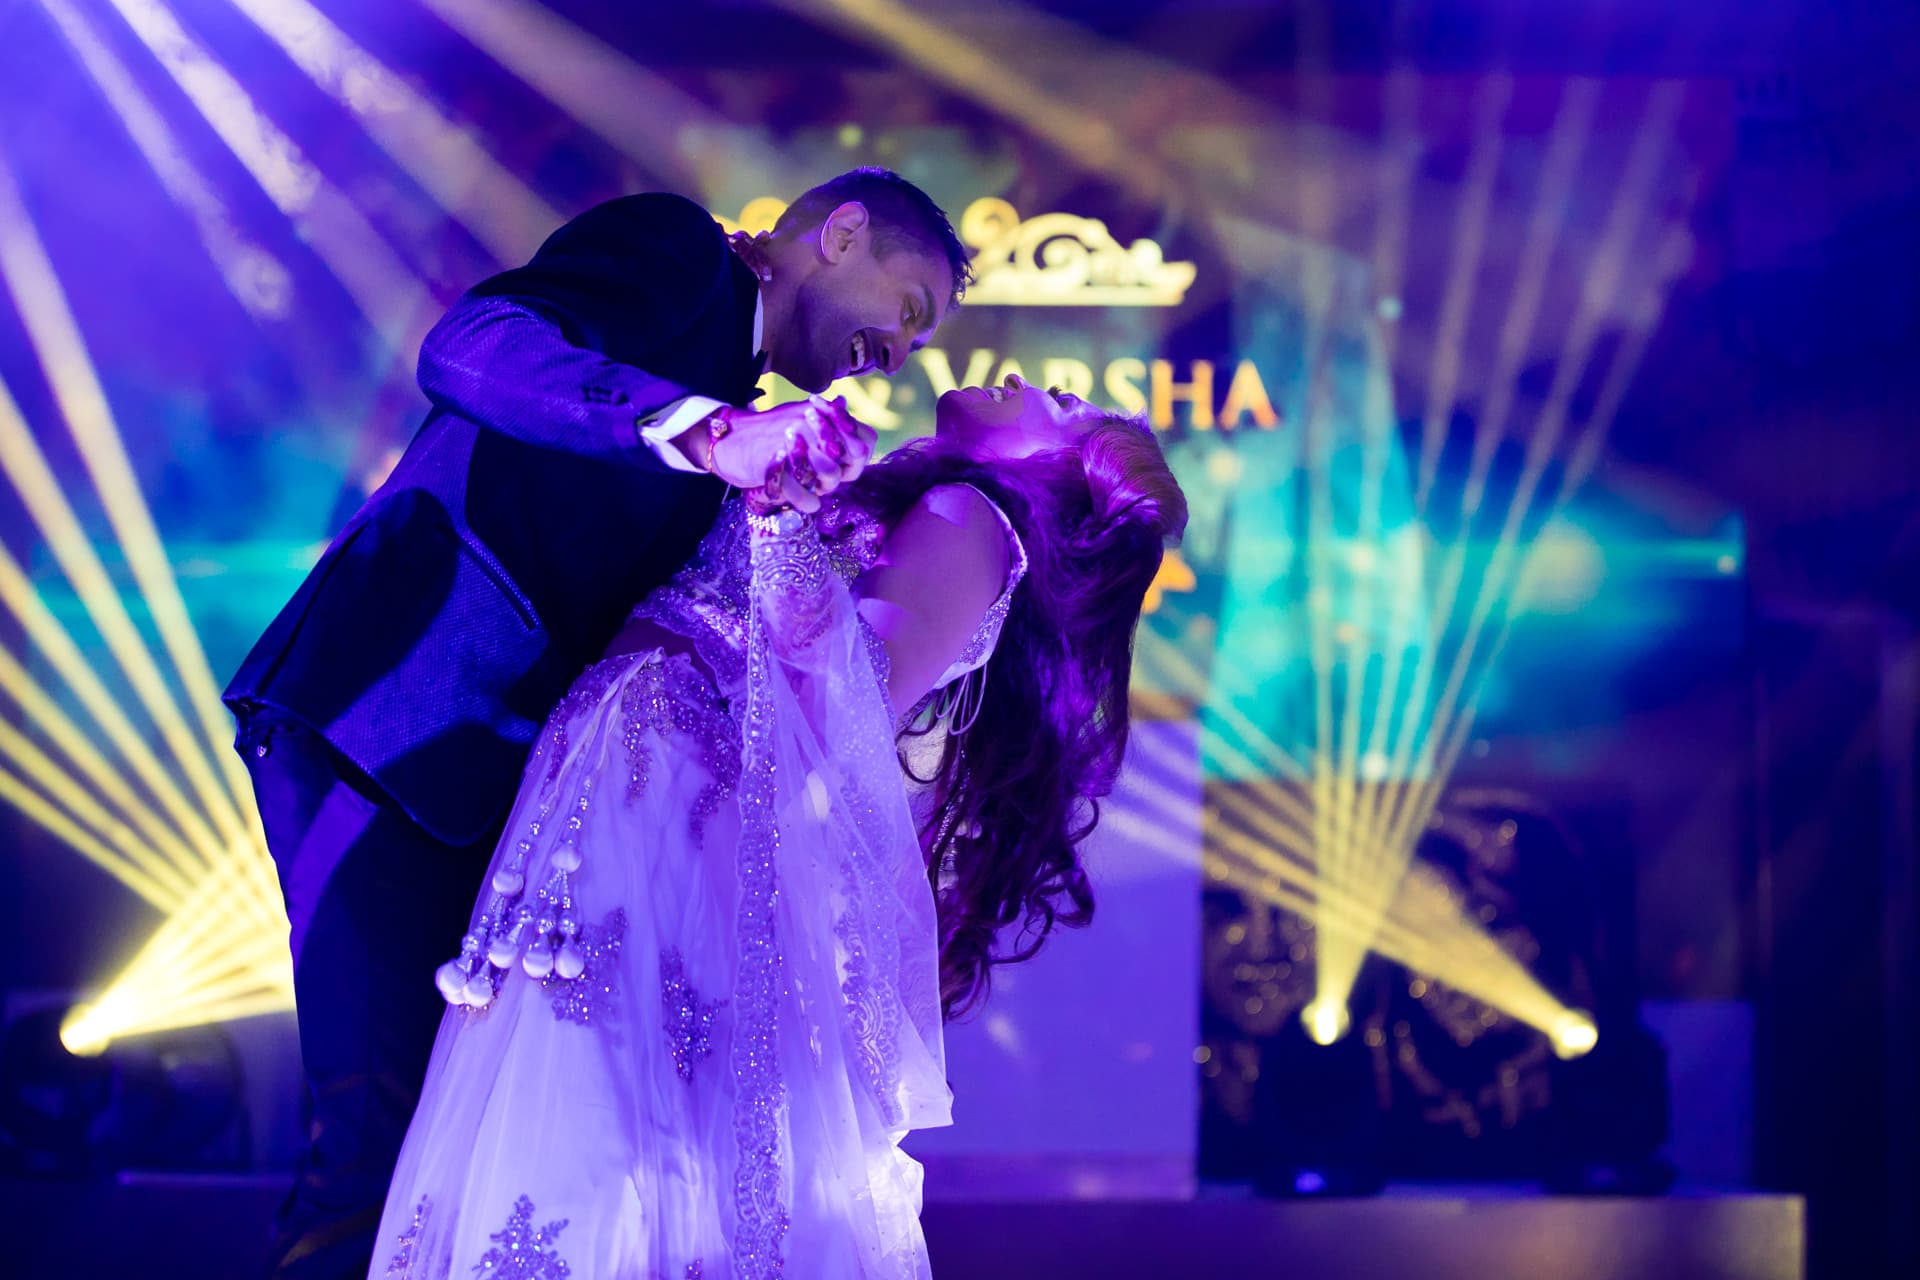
370, 488, 1026, 1280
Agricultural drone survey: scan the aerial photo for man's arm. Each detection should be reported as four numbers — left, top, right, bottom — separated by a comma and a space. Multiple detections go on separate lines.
415, 193, 737, 471
418, 295, 716, 470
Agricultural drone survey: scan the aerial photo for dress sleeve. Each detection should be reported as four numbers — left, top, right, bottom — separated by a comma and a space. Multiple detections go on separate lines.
735, 511, 952, 1237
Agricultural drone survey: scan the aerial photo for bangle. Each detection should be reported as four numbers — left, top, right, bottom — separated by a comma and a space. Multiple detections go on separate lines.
745, 506, 810, 536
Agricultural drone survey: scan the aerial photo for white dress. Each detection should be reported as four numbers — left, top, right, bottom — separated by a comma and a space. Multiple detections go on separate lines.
369, 488, 1026, 1280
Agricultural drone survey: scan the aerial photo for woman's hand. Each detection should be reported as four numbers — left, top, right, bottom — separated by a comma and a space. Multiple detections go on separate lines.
706, 397, 876, 513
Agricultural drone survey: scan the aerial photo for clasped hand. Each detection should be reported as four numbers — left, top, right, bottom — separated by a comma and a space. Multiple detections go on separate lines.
707, 396, 876, 514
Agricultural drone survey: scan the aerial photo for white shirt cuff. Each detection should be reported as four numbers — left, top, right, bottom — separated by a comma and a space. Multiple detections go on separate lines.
635, 396, 724, 474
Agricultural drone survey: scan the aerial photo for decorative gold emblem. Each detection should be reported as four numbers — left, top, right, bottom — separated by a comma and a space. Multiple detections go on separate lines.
959, 198, 1196, 307
718, 197, 1197, 307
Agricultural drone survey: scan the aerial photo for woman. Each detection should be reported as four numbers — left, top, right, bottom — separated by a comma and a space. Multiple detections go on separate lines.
372, 374, 1187, 1279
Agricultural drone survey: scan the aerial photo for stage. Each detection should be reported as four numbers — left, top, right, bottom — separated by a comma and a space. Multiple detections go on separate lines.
10, 1175, 1802, 1279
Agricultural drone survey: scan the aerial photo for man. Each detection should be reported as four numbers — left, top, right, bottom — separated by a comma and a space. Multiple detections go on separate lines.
226, 167, 968, 1279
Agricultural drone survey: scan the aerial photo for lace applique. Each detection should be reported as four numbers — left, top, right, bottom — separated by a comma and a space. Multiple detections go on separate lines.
474, 1195, 570, 1280
830, 779, 907, 1130
538, 656, 633, 786
443, 653, 742, 1015
954, 589, 1014, 671
833, 900, 897, 1126
726, 516, 825, 1279
542, 909, 626, 1027
660, 947, 728, 1082
383, 1194, 429, 1278
618, 655, 742, 846
629, 508, 752, 695
855, 612, 893, 718
631, 489, 1017, 710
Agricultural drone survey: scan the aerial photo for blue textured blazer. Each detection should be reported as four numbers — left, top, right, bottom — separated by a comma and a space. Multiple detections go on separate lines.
225, 194, 761, 848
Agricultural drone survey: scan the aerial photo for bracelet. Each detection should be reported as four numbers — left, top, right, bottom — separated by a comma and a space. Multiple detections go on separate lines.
700, 406, 734, 474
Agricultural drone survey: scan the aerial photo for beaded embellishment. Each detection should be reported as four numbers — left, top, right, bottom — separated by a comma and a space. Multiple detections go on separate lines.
542, 909, 626, 1027
383, 1194, 429, 1278
435, 652, 742, 1018
474, 1195, 571, 1280
660, 947, 728, 1082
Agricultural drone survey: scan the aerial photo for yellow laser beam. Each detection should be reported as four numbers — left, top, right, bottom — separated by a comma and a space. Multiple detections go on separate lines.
1316, 79, 1601, 1013
1117, 755, 1548, 1009
62, 864, 293, 1052
0, 643, 206, 874
0, 716, 194, 906
0, 399, 229, 867
1369, 88, 1688, 882
1411, 73, 1513, 514
1205, 846, 1576, 1035
0, 162, 258, 858
0, 764, 184, 911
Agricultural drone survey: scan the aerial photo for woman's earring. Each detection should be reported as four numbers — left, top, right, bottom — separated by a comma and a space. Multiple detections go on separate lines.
934, 667, 986, 736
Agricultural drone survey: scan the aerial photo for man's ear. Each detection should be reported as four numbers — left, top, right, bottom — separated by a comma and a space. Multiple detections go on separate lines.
817, 201, 871, 264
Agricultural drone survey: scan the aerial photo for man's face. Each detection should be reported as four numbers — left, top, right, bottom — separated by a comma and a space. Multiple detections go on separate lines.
775, 208, 955, 393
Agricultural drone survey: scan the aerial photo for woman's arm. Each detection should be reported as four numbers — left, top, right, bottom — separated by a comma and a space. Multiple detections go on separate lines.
745, 485, 1009, 713
852, 485, 1011, 714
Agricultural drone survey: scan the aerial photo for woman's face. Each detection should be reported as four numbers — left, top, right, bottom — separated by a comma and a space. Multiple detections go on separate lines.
934, 374, 1109, 459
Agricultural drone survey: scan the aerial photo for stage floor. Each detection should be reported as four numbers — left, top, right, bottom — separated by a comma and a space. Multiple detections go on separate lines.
13, 1174, 1802, 1279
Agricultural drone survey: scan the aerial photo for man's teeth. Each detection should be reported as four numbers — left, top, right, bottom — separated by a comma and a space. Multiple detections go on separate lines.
850, 333, 868, 372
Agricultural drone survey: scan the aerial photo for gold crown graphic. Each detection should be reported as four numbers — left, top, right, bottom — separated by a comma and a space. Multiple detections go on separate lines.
718, 197, 1196, 307
959, 198, 1196, 307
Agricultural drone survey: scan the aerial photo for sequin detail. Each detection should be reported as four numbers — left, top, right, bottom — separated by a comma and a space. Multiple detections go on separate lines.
938, 484, 1027, 685
383, 1194, 429, 1278
660, 947, 728, 1082
542, 909, 626, 1026
474, 1195, 570, 1279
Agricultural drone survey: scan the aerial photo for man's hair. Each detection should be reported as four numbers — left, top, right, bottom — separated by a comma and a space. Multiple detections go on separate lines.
776, 167, 974, 302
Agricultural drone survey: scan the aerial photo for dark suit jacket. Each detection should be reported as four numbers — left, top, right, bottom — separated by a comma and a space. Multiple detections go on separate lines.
225, 193, 761, 847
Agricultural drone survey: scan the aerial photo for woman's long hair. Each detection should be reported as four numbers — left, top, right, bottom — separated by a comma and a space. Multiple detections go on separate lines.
844, 417, 1188, 1018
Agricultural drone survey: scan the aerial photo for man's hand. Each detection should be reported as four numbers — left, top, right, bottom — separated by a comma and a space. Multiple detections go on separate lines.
703, 397, 877, 513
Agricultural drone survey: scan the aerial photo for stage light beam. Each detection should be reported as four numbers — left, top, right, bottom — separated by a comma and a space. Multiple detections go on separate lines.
38, 0, 292, 320
95, 0, 427, 350
220, 0, 560, 266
